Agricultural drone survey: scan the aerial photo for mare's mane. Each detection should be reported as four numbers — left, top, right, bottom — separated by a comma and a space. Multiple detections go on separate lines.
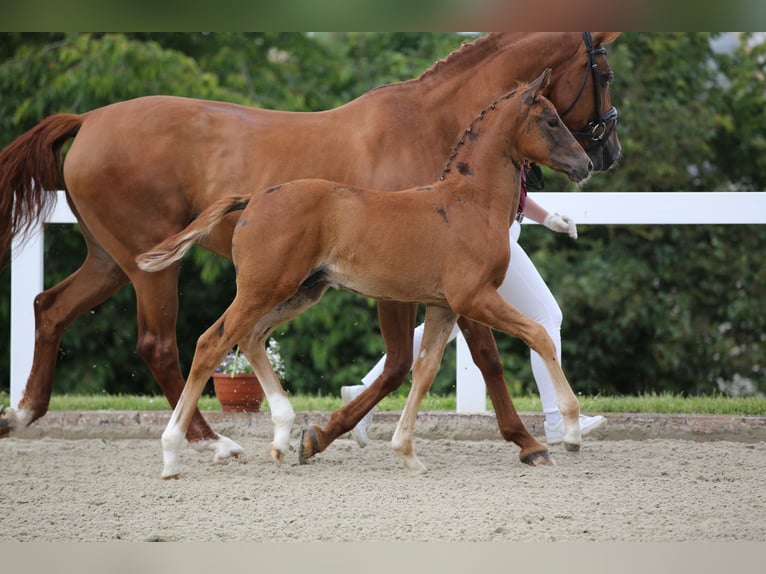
362, 33, 527, 98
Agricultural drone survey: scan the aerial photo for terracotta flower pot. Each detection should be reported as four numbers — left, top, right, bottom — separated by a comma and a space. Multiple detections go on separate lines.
212, 373, 265, 412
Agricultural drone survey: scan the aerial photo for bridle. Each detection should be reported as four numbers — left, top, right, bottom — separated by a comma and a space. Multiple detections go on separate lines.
559, 32, 618, 145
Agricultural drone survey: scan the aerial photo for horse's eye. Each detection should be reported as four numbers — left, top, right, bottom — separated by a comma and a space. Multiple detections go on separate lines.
548, 118, 559, 128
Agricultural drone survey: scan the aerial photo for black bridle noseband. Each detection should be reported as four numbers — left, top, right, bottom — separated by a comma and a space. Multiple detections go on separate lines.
560, 32, 618, 145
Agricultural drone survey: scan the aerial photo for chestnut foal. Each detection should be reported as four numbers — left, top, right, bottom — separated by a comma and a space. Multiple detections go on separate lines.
137, 69, 592, 478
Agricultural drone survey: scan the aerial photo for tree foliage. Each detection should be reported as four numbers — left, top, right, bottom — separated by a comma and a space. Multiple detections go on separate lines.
1, 32, 764, 400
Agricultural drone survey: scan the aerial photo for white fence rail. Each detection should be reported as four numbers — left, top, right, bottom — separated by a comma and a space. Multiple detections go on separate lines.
9, 191, 766, 411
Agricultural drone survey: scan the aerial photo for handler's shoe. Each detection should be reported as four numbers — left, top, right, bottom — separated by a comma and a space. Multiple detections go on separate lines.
341, 384, 375, 448
544, 414, 607, 445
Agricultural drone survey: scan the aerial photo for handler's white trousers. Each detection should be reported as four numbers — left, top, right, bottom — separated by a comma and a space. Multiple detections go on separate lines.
361, 220, 564, 424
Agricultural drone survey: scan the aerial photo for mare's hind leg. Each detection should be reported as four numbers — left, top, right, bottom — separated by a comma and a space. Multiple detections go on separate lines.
391, 305, 457, 473
455, 290, 581, 451
299, 301, 418, 462
457, 317, 553, 466
131, 267, 242, 461
1, 233, 226, 456
2, 243, 128, 437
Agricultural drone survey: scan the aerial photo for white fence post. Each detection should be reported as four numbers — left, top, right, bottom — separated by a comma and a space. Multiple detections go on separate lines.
455, 331, 486, 413
10, 226, 44, 409
7, 192, 766, 411
9, 191, 76, 408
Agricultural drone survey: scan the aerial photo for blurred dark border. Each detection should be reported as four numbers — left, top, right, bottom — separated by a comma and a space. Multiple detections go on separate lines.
2, 0, 765, 32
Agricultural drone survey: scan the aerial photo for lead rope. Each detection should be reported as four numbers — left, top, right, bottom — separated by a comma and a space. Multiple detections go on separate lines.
515, 162, 545, 223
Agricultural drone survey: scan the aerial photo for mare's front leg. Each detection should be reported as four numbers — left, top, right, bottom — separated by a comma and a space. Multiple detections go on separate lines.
2, 243, 128, 437
391, 305, 457, 473
457, 317, 553, 466
454, 290, 581, 451
299, 300, 418, 462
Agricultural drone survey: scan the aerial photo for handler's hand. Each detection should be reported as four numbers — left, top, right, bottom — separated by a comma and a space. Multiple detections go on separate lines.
543, 213, 578, 239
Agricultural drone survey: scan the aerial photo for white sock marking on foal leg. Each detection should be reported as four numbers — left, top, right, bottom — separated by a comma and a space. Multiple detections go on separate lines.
268, 393, 295, 456
161, 412, 186, 478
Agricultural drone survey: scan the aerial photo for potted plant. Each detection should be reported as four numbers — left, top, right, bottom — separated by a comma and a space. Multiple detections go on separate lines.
212, 339, 285, 412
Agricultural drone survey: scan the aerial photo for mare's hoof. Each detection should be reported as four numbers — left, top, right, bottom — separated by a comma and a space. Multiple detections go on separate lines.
0, 406, 11, 438
520, 449, 556, 466
298, 426, 320, 465
564, 442, 581, 453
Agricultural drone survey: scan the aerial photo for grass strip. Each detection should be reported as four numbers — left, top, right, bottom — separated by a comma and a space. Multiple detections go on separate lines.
2, 391, 763, 416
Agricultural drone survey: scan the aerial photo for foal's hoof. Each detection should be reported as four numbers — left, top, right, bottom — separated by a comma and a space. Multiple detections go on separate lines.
269, 444, 286, 465
520, 449, 556, 466
298, 426, 320, 465
401, 457, 428, 475
211, 435, 245, 463
563, 442, 581, 453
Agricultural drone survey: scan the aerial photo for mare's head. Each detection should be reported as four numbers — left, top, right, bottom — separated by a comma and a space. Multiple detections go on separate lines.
544, 32, 621, 172
516, 69, 593, 183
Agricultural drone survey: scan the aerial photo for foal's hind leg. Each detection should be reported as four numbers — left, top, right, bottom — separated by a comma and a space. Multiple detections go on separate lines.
2, 244, 129, 437
391, 305, 457, 473
161, 282, 327, 476
457, 318, 553, 466
238, 335, 294, 465
238, 283, 329, 464
299, 301, 418, 462
160, 297, 263, 478
131, 267, 243, 462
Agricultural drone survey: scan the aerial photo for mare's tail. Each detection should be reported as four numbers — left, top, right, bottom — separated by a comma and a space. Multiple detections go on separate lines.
136, 195, 251, 272
0, 113, 83, 259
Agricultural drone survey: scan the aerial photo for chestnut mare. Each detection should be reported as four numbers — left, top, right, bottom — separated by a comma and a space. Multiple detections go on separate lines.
138, 69, 593, 478
0, 33, 620, 464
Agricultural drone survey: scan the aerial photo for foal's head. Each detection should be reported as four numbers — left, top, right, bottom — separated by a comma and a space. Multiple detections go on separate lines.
516, 69, 593, 183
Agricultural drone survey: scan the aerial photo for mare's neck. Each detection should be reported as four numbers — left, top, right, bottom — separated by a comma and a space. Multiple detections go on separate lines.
355, 34, 576, 148
411, 33, 575, 123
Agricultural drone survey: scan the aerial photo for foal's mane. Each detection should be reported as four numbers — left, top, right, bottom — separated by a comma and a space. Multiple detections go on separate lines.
438, 86, 523, 181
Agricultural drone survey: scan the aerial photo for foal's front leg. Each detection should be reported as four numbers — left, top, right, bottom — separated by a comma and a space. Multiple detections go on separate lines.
391, 305, 458, 473
457, 317, 553, 465
454, 289, 581, 451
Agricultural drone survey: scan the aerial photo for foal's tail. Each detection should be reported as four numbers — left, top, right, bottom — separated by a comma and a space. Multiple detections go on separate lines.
0, 113, 84, 260
136, 195, 251, 272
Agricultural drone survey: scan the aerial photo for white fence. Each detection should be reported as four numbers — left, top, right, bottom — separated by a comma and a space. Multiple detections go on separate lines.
9, 190, 766, 411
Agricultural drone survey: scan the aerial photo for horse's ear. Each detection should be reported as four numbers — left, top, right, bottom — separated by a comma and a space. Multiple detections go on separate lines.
593, 32, 621, 45
524, 68, 552, 104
